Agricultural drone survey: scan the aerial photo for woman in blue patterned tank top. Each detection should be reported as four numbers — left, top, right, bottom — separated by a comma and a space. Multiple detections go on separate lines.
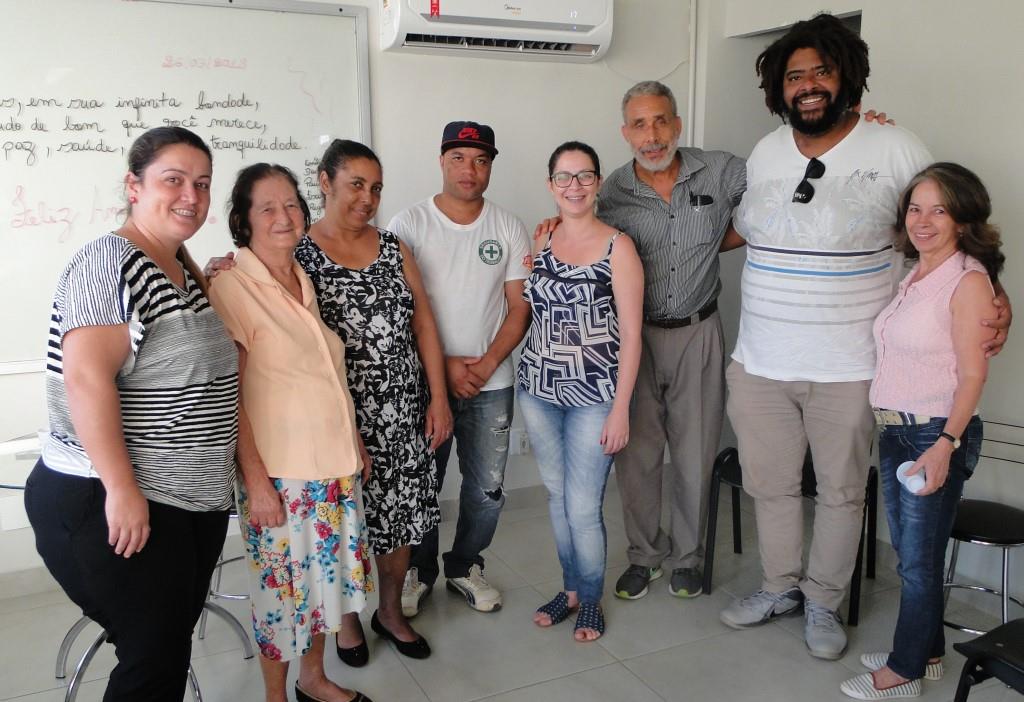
517, 142, 644, 641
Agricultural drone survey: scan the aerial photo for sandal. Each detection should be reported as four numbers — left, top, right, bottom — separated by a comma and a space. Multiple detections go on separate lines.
574, 602, 605, 641
535, 592, 576, 626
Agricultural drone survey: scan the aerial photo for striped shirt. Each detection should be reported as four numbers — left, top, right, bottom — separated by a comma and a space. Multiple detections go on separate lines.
598, 148, 745, 319
43, 234, 238, 511
733, 121, 933, 382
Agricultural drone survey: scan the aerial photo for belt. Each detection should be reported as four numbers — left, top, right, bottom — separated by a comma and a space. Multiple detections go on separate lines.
645, 299, 717, 329
872, 408, 933, 427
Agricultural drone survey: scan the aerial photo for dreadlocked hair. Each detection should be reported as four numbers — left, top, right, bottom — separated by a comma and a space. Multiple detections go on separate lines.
755, 13, 870, 118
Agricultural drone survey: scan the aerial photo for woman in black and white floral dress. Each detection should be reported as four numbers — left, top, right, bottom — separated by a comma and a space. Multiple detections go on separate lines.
295, 139, 451, 666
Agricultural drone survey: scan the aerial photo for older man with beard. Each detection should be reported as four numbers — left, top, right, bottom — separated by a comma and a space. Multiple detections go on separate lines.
597, 81, 746, 602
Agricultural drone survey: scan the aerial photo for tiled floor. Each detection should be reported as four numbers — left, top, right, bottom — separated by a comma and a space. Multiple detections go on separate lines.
0, 485, 1016, 701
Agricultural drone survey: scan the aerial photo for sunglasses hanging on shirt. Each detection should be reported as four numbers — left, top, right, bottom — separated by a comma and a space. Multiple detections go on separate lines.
792, 157, 826, 204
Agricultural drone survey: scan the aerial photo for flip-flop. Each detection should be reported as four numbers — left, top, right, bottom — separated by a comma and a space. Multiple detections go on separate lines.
535, 591, 576, 626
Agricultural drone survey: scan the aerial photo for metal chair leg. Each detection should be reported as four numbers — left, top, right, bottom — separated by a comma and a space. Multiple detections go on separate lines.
63, 629, 107, 702
1002, 547, 1010, 624
55, 615, 94, 679
944, 539, 962, 611
731, 486, 743, 554
187, 664, 203, 702
198, 549, 227, 640
703, 465, 722, 595
202, 601, 255, 659
867, 469, 878, 579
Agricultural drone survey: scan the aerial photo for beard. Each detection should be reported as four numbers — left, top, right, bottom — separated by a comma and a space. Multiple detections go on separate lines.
633, 135, 680, 172
787, 91, 847, 136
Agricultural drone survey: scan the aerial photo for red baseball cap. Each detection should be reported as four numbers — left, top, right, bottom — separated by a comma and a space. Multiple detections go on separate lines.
440, 121, 498, 158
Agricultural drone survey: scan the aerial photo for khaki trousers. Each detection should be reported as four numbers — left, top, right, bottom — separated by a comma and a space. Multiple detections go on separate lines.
615, 312, 725, 571
725, 361, 874, 611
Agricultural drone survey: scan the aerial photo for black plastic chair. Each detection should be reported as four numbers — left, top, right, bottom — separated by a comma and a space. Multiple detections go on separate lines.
952, 618, 1024, 701
703, 446, 878, 626
943, 499, 1024, 635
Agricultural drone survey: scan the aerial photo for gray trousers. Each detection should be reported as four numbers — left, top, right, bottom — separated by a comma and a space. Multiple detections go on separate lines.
615, 311, 725, 571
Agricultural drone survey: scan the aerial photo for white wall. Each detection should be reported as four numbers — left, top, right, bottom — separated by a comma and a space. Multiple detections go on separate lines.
696, 0, 1024, 599
0, 0, 693, 577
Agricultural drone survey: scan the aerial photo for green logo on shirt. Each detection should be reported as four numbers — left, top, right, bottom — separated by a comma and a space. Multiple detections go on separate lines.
478, 240, 503, 265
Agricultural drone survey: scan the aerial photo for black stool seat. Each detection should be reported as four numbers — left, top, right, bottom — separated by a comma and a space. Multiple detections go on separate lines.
952, 499, 1024, 545
952, 618, 1024, 701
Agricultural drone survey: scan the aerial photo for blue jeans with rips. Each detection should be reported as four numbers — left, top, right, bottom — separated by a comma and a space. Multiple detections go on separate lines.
518, 389, 615, 605
880, 414, 983, 680
410, 386, 513, 583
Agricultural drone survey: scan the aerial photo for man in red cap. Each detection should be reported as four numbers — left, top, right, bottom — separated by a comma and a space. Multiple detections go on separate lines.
389, 121, 531, 616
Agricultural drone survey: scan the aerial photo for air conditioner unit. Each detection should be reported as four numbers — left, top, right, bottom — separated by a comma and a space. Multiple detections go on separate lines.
380, 0, 613, 63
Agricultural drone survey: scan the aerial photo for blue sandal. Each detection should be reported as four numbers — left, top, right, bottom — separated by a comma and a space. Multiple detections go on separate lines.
574, 603, 605, 640
536, 592, 576, 626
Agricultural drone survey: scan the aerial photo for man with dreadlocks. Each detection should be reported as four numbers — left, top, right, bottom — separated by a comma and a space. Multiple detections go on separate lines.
717, 13, 932, 659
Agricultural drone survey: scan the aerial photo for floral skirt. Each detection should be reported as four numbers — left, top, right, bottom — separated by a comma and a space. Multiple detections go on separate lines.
238, 475, 373, 661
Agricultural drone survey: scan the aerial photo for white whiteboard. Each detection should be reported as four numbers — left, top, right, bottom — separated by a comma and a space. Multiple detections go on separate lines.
0, 0, 370, 367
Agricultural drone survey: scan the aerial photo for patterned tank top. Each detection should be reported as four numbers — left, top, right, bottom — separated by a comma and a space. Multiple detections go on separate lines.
517, 233, 621, 407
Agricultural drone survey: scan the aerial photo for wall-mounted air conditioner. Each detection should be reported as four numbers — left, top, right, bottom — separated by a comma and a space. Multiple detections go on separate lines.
380, 0, 613, 63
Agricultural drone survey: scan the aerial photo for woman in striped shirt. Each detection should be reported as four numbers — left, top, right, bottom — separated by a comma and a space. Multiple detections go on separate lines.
24, 127, 238, 702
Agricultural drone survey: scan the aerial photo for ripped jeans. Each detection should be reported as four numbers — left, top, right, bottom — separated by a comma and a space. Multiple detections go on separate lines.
410, 386, 513, 583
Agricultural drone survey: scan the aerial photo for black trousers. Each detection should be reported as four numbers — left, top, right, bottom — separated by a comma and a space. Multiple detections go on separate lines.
25, 461, 229, 702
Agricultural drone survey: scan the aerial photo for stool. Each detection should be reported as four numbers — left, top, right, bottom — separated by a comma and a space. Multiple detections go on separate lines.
702, 447, 878, 625
943, 499, 1024, 635
951, 618, 1024, 701
196, 511, 253, 656
55, 615, 203, 702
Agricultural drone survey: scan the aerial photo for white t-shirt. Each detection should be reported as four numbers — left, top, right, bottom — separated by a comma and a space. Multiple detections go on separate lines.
733, 120, 933, 382
388, 197, 531, 391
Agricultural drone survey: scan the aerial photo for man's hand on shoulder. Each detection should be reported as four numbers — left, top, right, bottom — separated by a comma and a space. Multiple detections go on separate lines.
861, 108, 895, 125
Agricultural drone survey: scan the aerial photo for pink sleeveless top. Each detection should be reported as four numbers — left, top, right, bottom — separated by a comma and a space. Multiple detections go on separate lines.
870, 251, 991, 417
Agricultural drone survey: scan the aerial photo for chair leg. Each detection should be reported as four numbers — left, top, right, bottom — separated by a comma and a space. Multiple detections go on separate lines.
201, 601, 255, 659
188, 664, 203, 702
848, 509, 866, 627
1001, 547, 1010, 624
944, 539, 962, 612
64, 629, 108, 702
731, 486, 743, 554
866, 469, 878, 579
952, 660, 979, 702
703, 467, 722, 596
55, 615, 94, 679
198, 550, 226, 640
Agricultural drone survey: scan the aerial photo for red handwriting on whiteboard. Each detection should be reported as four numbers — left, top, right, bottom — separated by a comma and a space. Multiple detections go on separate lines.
9, 186, 79, 241
162, 56, 248, 69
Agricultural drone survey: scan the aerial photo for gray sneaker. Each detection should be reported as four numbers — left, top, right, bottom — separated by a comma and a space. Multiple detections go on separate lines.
804, 599, 847, 660
720, 587, 803, 629
668, 567, 703, 598
614, 565, 663, 600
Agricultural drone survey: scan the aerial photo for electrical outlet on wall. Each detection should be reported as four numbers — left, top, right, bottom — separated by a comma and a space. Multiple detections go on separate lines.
508, 427, 530, 455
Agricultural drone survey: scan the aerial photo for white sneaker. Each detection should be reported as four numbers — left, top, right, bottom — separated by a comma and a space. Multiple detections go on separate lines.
401, 567, 431, 618
860, 652, 943, 681
804, 599, 848, 660
446, 565, 502, 612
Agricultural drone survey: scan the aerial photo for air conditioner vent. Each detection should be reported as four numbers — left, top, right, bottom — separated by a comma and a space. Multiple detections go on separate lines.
404, 33, 598, 58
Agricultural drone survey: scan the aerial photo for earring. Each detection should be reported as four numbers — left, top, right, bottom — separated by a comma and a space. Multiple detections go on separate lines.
129, 195, 138, 204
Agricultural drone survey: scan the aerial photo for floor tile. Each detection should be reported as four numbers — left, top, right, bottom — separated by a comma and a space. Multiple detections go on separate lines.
477, 662, 665, 702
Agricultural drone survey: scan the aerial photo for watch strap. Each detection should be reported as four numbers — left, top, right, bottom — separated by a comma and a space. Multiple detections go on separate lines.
939, 431, 961, 448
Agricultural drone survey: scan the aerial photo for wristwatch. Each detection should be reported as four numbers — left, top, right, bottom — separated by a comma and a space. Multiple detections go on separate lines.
939, 431, 961, 449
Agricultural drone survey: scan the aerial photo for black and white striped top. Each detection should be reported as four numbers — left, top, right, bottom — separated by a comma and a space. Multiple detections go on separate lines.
43, 234, 238, 512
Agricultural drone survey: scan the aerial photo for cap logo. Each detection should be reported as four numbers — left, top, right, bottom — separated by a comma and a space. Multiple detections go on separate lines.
458, 127, 481, 140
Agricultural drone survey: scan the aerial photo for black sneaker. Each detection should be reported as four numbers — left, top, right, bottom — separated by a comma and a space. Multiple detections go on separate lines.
668, 567, 703, 598
614, 564, 663, 600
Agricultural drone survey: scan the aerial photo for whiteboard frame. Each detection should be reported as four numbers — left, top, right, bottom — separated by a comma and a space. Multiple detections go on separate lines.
0, 0, 372, 377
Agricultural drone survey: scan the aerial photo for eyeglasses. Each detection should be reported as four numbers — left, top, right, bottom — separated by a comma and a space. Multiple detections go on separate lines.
550, 170, 598, 188
792, 157, 825, 204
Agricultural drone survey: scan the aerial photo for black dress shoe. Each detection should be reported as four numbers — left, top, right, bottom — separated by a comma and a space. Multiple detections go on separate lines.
295, 681, 373, 702
335, 617, 369, 667
370, 610, 431, 659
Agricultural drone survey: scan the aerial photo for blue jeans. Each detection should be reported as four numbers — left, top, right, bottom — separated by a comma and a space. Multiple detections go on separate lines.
410, 386, 513, 583
880, 415, 983, 680
518, 389, 614, 605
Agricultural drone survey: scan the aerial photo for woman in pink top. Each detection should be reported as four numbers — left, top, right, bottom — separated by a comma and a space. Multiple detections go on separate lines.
209, 164, 373, 702
841, 163, 1004, 701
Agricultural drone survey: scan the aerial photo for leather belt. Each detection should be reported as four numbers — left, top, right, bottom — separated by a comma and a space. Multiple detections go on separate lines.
872, 408, 933, 426
645, 299, 717, 329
